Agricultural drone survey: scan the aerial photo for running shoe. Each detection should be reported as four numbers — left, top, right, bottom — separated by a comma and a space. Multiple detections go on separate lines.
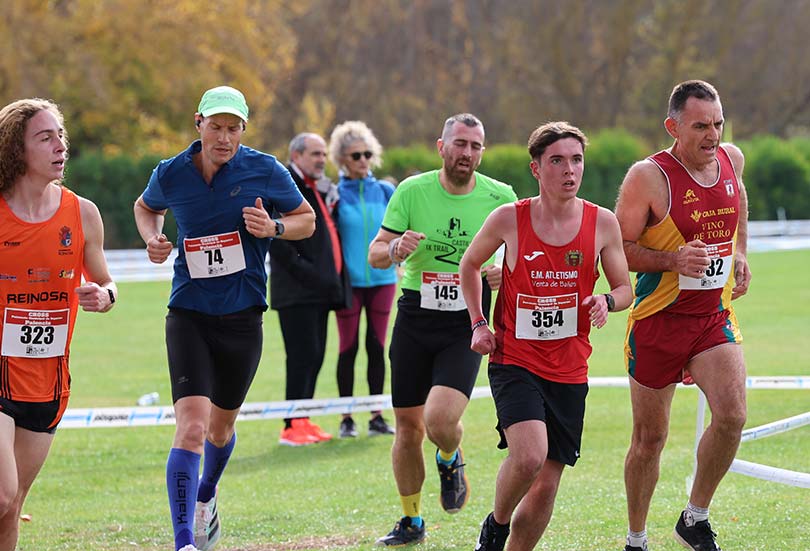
475, 512, 509, 551
625, 545, 648, 551
339, 416, 358, 438
375, 516, 426, 547
194, 487, 221, 551
302, 418, 333, 442
674, 509, 722, 550
368, 414, 395, 436
436, 448, 469, 513
178, 545, 199, 551
279, 419, 318, 446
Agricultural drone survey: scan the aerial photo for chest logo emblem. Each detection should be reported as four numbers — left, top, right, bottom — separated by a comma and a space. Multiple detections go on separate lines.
565, 250, 583, 267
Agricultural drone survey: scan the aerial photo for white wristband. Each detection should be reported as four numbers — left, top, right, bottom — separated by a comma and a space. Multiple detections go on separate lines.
388, 238, 402, 263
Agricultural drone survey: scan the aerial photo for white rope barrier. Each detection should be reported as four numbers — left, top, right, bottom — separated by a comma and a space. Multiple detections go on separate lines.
729, 459, 810, 489
689, 390, 810, 492
60, 375, 808, 429
740, 411, 810, 443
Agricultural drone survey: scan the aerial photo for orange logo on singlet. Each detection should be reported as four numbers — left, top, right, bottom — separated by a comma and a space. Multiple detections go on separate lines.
683, 189, 700, 205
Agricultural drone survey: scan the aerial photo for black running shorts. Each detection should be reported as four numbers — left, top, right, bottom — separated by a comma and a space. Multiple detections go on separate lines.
0, 396, 65, 433
389, 289, 490, 408
488, 363, 588, 466
165, 306, 263, 410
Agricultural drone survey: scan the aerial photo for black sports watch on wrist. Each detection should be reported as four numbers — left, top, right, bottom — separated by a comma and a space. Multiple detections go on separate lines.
604, 293, 615, 312
273, 219, 285, 237
107, 288, 116, 305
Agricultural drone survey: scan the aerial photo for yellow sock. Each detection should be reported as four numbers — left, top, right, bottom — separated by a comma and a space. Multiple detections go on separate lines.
400, 492, 421, 518
438, 448, 457, 463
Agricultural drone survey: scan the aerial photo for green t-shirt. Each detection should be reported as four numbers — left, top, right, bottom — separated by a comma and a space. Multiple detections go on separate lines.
382, 170, 518, 291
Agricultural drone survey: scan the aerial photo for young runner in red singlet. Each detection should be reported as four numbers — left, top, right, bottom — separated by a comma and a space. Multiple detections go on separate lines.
460, 122, 632, 551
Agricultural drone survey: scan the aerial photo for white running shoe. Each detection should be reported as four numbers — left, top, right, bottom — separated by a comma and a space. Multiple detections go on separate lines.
178, 545, 199, 551
194, 487, 221, 551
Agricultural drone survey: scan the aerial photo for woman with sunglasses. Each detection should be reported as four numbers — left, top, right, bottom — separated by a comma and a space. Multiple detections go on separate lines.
328, 121, 398, 438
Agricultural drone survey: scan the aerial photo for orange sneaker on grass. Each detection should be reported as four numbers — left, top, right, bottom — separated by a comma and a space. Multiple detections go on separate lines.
301, 418, 333, 442
279, 418, 319, 446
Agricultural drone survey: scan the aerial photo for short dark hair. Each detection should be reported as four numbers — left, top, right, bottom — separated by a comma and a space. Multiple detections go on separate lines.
527, 121, 587, 161
668, 80, 719, 119
441, 113, 484, 142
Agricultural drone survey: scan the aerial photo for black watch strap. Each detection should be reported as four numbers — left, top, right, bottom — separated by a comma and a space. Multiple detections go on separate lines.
604, 293, 615, 312
274, 219, 285, 237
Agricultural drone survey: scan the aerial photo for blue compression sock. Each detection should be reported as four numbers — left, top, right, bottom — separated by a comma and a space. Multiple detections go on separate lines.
166, 447, 200, 550
197, 432, 236, 503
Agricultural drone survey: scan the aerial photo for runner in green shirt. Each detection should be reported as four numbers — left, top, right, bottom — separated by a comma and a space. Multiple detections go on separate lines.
369, 113, 517, 547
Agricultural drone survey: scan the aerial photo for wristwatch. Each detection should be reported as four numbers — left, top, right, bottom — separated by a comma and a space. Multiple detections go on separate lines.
273, 219, 285, 237
107, 288, 116, 305
604, 293, 615, 312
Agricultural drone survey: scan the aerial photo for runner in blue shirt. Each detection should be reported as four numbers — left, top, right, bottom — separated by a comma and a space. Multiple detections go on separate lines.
134, 86, 315, 551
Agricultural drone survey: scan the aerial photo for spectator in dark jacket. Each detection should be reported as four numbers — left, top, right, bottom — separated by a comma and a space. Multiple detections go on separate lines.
270, 132, 351, 446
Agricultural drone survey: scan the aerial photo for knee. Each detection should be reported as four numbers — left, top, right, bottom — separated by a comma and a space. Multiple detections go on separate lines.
630, 426, 669, 458
207, 425, 235, 448
393, 418, 426, 447
0, 478, 23, 524
510, 451, 546, 482
423, 410, 457, 442
0, 485, 17, 518
175, 418, 208, 449
714, 408, 747, 435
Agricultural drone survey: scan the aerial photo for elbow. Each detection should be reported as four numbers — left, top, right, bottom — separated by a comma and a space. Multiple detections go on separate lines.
303, 213, 316, 238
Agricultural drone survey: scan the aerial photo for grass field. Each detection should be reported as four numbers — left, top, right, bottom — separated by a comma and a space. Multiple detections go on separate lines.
15, 249, 810, 551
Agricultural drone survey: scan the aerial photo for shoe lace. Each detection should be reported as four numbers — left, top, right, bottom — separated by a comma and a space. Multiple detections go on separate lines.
438, 461, 466, 481
693, 520, 719, 548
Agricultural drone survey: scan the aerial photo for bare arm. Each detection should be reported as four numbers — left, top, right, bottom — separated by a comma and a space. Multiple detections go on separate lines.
460, 205, 515, 354
133, 195, 173, 264
615, 161, 709, 277
724, 143, 751, 299
368, 228, 425, 269
583, 208, 633, 328
244, 198, 315, 240
76, 197, 116, 313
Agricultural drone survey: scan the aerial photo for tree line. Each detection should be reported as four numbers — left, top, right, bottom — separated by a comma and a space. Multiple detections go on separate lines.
3, 0, 810, 157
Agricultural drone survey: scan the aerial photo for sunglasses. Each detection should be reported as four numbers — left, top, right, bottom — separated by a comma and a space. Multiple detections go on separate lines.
349, 151, 373, 161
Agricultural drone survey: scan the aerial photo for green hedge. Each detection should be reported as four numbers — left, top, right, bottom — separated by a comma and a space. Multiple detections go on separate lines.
63, 131, 810, 249
738, 136, 810, 220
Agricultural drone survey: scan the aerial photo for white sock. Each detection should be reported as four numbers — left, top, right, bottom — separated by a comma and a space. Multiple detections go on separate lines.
627, 529, 647, 549
685, 501, 709, 524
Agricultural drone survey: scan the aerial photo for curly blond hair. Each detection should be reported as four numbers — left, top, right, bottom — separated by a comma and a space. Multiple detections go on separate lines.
328, 120, 383, 174
0, 98, 67, 192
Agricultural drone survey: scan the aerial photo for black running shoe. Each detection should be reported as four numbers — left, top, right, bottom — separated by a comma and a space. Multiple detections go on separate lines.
375, 516, 426, 547
475, 512, 509, 551
674, 510, 722, 550
339, 416, 358, 438
625, 545, 647, 551
368, 414, 395, 436
436, 448, 469, 513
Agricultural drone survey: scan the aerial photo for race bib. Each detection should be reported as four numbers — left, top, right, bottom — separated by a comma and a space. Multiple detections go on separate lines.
2, 308, 69, 358
420, 272, 466, 311
184, 231, 246, 279
515, 293, 578, 341
679, 241, 733, 290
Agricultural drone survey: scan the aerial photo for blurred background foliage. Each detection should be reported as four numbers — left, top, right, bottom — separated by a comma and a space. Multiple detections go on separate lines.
3, 0, 810, 246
